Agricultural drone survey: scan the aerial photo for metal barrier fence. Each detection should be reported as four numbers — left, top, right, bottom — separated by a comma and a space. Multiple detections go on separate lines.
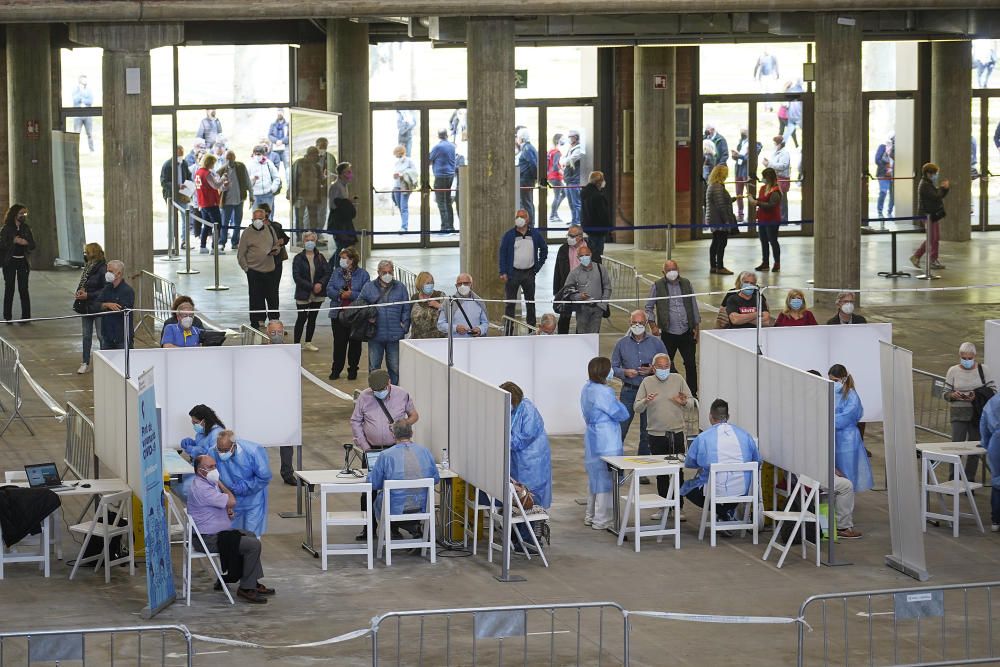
240, 324, 269, 346
912, 368, 951, 440
0, 336, 31, 437
501, 315, 538, 336
62, 401, 96, 480
797, 581, 1000, 667
601, 257, 640, 315
135, 270, 178, 342
0, 624, 193, 666
370, 602, 628, 666
395, 264, 419, 298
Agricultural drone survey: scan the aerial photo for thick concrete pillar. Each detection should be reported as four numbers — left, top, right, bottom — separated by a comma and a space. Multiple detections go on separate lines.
326, 20, 372, 259
7, 25, 58, 269
812, 14, 862, 295
931, 41, 972, 242
464, 18, 515, 315
69, 23, 182, 303
633, 46, 675, 252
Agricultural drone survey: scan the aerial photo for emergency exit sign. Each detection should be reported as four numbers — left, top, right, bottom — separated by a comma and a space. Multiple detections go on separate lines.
515, 69, 528, 89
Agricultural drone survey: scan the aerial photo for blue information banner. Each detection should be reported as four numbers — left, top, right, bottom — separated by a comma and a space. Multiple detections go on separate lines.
138, 368, 175, 617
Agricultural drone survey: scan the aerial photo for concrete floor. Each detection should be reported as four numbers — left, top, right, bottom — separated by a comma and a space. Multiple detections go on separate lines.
1, 230, 999, 665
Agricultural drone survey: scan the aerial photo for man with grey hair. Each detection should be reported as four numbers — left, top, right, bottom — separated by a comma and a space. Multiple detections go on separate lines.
438, 273, 490, 338
358, 259, 411, 384
98, 260, 135, 350
536, 313, 557, 335
827, 291, 867, 325
517, 128, 538, 225
726, 271, 770, 328
237, 207, 280, 330
367, 419, 440, 542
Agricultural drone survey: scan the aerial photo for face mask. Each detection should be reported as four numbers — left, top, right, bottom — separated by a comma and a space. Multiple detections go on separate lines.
304, 241, 316, 251
257, 156, 267, 164
339, 258, 350, 269
930, 173, 940, 185
655, 368, 671, 381
741, 283, 756, 296
514, 218, 527, 228
789, 298, 804, 311
832, 379, 843, 389
422, 283, 435, 295
217, 448, 234, 461
606, 369, 615, 383
252, 218, 265, 230
579, 255, 592, 267
105, 271, 116, 283
205, 469, 221, 484
180, 316, 194, 329
193, 422, 205, 435
567, 235, 578, 246
665, 270, 679, 281
961, 358, 975, 370
269, 332, 284, 344
840, 302, 855, 315
373, 388, 389, 400
380, 273, 393, 284
630, 324, 645, 336
457, 284, 472, 297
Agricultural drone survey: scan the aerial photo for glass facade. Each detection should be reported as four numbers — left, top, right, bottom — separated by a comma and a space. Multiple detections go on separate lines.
699, 43, 810, 96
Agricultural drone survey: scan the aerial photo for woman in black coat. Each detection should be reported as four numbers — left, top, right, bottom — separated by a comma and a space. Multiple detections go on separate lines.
579, 170, 609, 261
0, 204, 36, 322
74, 242, 107, 374
291, 231, 331, 350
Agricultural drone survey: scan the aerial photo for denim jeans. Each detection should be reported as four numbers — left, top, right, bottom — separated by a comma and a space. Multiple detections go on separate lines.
393, 188, 411, 231
566, 182, 581, 225
224, 203, 244, 247
368, 340, 400, 385
877, 179, 894, 217
434, 176, 455, 231
252, 193, 275, 213
619, 383, 649, 455
199, 206, 223, 248
549, 178, 566, 220
81, 315, 101, 364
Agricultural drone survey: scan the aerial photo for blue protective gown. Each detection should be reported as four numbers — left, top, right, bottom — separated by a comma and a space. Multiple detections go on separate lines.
679, 422, 760, 497
580, 381, 630, 494
979, 393, 1000, 487
834, 388, 873, 493
210, 439, 272, 536
510, 399, 553, 509
368, 442, 441, 517
176, 425, 224, 499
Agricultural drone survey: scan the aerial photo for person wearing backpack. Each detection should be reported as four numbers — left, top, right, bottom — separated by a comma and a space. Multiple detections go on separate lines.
946, 342, 995, 481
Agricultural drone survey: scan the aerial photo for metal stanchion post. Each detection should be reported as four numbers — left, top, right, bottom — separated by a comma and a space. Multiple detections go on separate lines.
915, 215, 939, 281
279, 445, 305, 519
177, 209, 199, 276
162, 203, 180, 262
204, 222, 229, 291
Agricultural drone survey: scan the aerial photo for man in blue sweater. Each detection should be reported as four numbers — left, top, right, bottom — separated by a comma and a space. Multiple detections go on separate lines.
428, 130, 457, 233
499, 210, 548, 335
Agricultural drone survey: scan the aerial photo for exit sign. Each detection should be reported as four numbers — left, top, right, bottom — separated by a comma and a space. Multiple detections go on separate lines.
515, 69, 528, 89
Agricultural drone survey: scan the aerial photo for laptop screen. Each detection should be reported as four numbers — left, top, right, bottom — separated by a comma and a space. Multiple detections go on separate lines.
24, 463, 61, 488
364, 450, 382, 470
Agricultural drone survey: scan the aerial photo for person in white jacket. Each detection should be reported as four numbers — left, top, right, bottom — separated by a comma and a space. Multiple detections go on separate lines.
247, 144, 282, 212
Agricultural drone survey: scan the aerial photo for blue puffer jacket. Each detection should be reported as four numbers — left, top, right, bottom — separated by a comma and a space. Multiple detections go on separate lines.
357, 279, 411, 343
326, 266, 370, 320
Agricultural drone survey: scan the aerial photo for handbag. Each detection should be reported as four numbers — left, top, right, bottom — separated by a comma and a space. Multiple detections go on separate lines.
971, 365, 996, 423
72, 298, 94, 315
512, 480, 535, 511
552, 284, 578, 315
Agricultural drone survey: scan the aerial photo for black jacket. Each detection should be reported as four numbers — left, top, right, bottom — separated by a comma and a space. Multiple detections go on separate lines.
160, 158, 192, 202
917, 176, 949, 222
580, 183, 610, 235
80, 260, 107, 303
0, 486, 61, 547
292, 250, 331, 302
553, 243, 574, 294
327, 198, 358, 245
0, 222, 36, 267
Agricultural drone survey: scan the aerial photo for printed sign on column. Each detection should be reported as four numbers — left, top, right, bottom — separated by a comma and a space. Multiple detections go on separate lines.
138, 368, 175, 617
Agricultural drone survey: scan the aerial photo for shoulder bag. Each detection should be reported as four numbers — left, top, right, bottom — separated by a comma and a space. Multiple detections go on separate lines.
971, 364, 997, 423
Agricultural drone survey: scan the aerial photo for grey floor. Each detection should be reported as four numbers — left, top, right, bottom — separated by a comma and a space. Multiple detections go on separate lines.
0, 229, 999, 665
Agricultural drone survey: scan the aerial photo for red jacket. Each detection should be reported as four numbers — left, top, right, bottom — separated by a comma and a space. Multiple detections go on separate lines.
546, 148, 563, 182
195, 167, 221, 208
755, 184, 782, 224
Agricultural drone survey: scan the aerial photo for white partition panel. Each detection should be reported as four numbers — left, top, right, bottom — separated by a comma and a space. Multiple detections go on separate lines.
399, 342, 449, 460
232, 345, 302, 446
93, 353, 132, 482
699, 332, 759, 435
448, 367, 510, 501
985, 320, 1000, 371
163, 348, 236, 446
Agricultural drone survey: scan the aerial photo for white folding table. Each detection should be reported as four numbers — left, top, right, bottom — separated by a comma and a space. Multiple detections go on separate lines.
602, 456, 689, 536
602, 455, 683, 550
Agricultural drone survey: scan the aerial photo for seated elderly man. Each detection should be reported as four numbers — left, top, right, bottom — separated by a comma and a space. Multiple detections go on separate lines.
680, 398, 760, 523
265, 319, 286, 345
368, 420, 440, 541
438, 273, 490, 337
535, 313, 557, 335
210, 430, 272, 537
188, 455, 274, 604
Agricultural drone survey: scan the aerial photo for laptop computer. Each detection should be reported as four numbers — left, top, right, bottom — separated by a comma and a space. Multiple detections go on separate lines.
23, 463, 72, 491
363, 449, 383, 471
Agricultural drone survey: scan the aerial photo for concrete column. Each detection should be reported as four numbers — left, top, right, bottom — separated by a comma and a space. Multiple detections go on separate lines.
6, 25, 58, 269
464, 18, 515, 316
326, 19, 372, 259
812, 14, 862, 295
931, 41, 972, 242
633, 46, 675, 252
69, 23, 182, 304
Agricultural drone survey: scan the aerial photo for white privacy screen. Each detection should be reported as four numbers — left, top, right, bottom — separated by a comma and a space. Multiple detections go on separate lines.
984, 320, 1000, 372
448, 367, 511, 501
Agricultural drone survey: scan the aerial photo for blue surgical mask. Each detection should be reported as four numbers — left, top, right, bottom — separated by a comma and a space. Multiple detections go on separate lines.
422, 283, 435, 295
579, 255, 592, 267
217, 448, 234, 461
789, 298, 803, 310
930, 173, 940, 185
193, 422, 205, 435
374, 388, 389, 400
606, 369, 614, 383
961, 358, 975, 370
741, 283, 756, 296
339, 258, 350, 269
655, 368, 670, 381
304, 241, 316, 251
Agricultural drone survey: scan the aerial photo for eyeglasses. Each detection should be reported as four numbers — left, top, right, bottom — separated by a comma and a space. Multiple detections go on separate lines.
456, 281, 472, 286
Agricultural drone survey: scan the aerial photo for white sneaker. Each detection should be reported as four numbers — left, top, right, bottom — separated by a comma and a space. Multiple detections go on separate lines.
583, 517, 593, 527
77, 363, 89, 374
302, 342, 319, 352
992, 524, 999, 533
591, 522, 612, 531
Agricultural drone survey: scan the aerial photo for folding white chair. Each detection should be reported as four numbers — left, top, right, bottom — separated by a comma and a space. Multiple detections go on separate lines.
69, 489, 135, 583
376, 478, 436, 566
762, 475, 821, 568
487, 482, 550, 569
617, 467, 681, 552
463, 484, 494, 556
922, 451, 984, 537
319, 482, 374, 571
698, 462, 760, 547
0, 514, 51, 579
181, 507, 234, 606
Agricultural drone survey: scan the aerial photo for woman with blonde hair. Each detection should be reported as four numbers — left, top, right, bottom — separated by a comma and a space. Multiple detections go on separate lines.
828, 364, 873, 494
73, 242, 107, 374
705, 164, 736, 275
409, 271, 447, 339
774, 288, 817, 326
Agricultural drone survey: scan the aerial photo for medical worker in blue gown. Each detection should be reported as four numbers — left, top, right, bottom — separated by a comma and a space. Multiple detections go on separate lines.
503, 381, 552, 510
175, 404, 226, 499
210, 429, 273, 537
828, 364, 873, 493
580, 356, 630, 530
978, 392, 1000, 530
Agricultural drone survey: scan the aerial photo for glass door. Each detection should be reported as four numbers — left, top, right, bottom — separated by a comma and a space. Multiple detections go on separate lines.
986, 97, 1000, 228
543, 105, 594, 241
864, 97, 915, 228
754, 97, 805, 232
372, 108, 421, 246
698, 102, 751, 239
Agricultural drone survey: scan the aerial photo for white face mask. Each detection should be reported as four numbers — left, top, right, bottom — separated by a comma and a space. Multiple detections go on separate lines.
514, 217, 527, 229
457, 284, 472, 297
105, 271, 116, 283
665, 270, 679, 281
630, 324, 646, 336
252, 218, 265, 230
567, 235, 578, 246
180, 316, 193, 329
205, 469, 220, 484
841, 302, 855, 315
380, 273, 393, 284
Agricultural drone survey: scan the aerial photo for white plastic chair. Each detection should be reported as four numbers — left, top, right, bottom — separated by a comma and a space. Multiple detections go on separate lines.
376, 478, 436, 566
164, 491, 233, 606
69, 489, 135, 582
0, 514, 51, 579
319, 482, 374, 571
463, 484, 494, 556
762, 475, 821, 568
488, 482, 550, 569
617, 467, 681, 552
922, 451, 984, 537
698, 462, 760, 547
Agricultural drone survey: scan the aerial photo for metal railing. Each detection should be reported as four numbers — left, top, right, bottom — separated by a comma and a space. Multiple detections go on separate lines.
0, 336, 31, 437
502, 315, 538, 336
601, 257, 640, 315
190, 212, 229, 292
797, 581, 1000, 667
240, 323, 269, 346
370, 602, 628, 666
395, 264, 419, 298
0, 624, 193, 666
63, 401, 96, 480
913, 368, 951, 440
